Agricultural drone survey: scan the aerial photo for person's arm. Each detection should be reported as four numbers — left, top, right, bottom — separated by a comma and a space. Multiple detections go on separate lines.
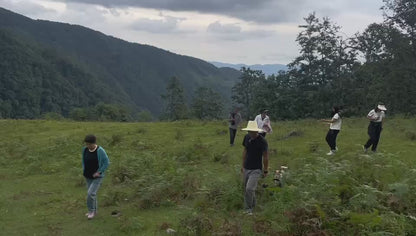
81, 147, 86, 172
262, 150, 269, 177
241, 148, 247, 173
321, 113, 339, 123
94, 148, 109, 177
236, 113, 242, 126
367, 110, 378, 121
321, 117, 338, 123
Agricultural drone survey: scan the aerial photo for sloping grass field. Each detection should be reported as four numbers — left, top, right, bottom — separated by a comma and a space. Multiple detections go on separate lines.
1, 118, 416, 235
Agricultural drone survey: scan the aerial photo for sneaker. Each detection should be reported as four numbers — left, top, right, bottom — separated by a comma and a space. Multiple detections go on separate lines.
243, 209, 253, 215
326, 150, 335, 156
363, 146, 368, 153
87, 212, 95, 220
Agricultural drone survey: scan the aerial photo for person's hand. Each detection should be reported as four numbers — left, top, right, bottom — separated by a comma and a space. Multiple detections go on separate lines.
93, 172, 101, 178
263, 170, 268, 178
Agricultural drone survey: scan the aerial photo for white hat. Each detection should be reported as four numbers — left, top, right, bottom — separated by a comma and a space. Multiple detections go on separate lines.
377, 104, 387, 111
242, 121, 264, 132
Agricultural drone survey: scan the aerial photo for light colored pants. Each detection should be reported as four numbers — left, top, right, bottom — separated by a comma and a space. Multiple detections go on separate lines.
243, 169, 262, 211
86, 177, 103, 213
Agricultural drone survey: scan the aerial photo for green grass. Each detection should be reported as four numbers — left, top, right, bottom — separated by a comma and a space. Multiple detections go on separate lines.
0, 118, 416, 235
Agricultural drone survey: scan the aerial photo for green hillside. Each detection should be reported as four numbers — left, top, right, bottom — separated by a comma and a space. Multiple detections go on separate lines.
0, 29, 133, 118
1, 118, 416, 235
0, 7, 241, 118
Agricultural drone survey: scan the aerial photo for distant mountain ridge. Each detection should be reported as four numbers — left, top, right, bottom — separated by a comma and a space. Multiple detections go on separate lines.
210, 61, 288, 76
0, 7, 241, 118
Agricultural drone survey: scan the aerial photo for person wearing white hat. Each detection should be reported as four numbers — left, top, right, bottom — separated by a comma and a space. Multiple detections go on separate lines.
363, 103, 387, 152
241, 121, 269, 215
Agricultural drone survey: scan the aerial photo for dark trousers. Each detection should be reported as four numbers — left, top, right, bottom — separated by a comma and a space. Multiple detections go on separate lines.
364, 122, 382, 151
229, 128, 237, 145
325, 129, 340, 150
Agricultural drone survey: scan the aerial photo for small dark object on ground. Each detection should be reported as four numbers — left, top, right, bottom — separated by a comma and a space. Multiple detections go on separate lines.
111, 210, 122, 217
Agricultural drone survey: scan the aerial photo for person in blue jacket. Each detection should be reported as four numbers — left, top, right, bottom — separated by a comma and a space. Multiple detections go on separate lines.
82, 134, 109, 220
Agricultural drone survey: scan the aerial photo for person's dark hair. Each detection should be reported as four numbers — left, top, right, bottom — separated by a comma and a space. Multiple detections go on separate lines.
331, 106, 341, 117
84, 134, 96, 144
261, 109, 269, 114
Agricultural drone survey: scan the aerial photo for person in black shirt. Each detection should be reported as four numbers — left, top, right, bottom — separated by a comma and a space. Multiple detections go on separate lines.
241, 121, 269, 215
82, 134, 109, 219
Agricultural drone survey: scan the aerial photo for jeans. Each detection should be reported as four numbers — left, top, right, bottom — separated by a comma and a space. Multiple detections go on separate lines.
229, 128, 237, 145
86, 177, 103, 213
325, 129, 340, 150
243, 169, 262, 211
364, 122, 382, 151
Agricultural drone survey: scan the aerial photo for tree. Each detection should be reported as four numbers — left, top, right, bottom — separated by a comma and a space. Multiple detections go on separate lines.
382, 0, 416, 55
287, 13, 356, 117
350, 0, 416, 115
161, 76, 188, 120
231, 67, 266, 119
191, 87, 224, 120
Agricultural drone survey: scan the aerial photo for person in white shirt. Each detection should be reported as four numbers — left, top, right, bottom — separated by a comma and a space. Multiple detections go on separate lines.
320, 106, 342, 155
254, 109, 272, 137
363, 103, 387, 152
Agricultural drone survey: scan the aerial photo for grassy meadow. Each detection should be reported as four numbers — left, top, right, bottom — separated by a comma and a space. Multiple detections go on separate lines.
1, 117, 416, 235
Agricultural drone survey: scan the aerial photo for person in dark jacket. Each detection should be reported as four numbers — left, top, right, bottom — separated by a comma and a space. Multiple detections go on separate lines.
82, 134, 109, 219
229, 107, 242, 146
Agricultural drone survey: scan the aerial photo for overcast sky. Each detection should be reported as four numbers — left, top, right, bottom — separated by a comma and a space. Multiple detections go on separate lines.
0, 0, 385, 65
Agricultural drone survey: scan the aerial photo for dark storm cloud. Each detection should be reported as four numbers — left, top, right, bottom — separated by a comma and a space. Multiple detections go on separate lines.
51, 0, 309, 23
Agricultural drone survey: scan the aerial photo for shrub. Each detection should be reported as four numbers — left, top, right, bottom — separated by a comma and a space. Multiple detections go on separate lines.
109, 134, 122, 146
42, 112, 64, 120
177, 213, 213, 235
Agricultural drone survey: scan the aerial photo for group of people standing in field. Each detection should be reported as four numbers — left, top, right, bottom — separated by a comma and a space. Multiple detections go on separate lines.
230, 103, 387, 215
320, 103, 387, 155
79, 103, 387, 220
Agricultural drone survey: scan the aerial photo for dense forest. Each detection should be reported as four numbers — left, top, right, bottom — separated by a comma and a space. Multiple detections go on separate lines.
0, 7, 240, 120
232, 0, 416, 120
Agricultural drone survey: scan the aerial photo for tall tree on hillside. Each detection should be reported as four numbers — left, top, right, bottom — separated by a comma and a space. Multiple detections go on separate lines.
161, 76, 188, 120
191, 87, 224, 120
231, 67, 265, 119
382, 0, 416, 55
350, 0, 416, 114
288, 13, 356, 117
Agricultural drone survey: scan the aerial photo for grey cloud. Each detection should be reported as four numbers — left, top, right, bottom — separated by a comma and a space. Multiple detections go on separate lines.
0, 0, 57, 16
207, 21, 274, 40
207, 21, 241, 34
50, 0, 311, 23
130, 15, 185, 34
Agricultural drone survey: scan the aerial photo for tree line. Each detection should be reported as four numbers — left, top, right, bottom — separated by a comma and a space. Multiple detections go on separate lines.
232, 0, 416, 120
